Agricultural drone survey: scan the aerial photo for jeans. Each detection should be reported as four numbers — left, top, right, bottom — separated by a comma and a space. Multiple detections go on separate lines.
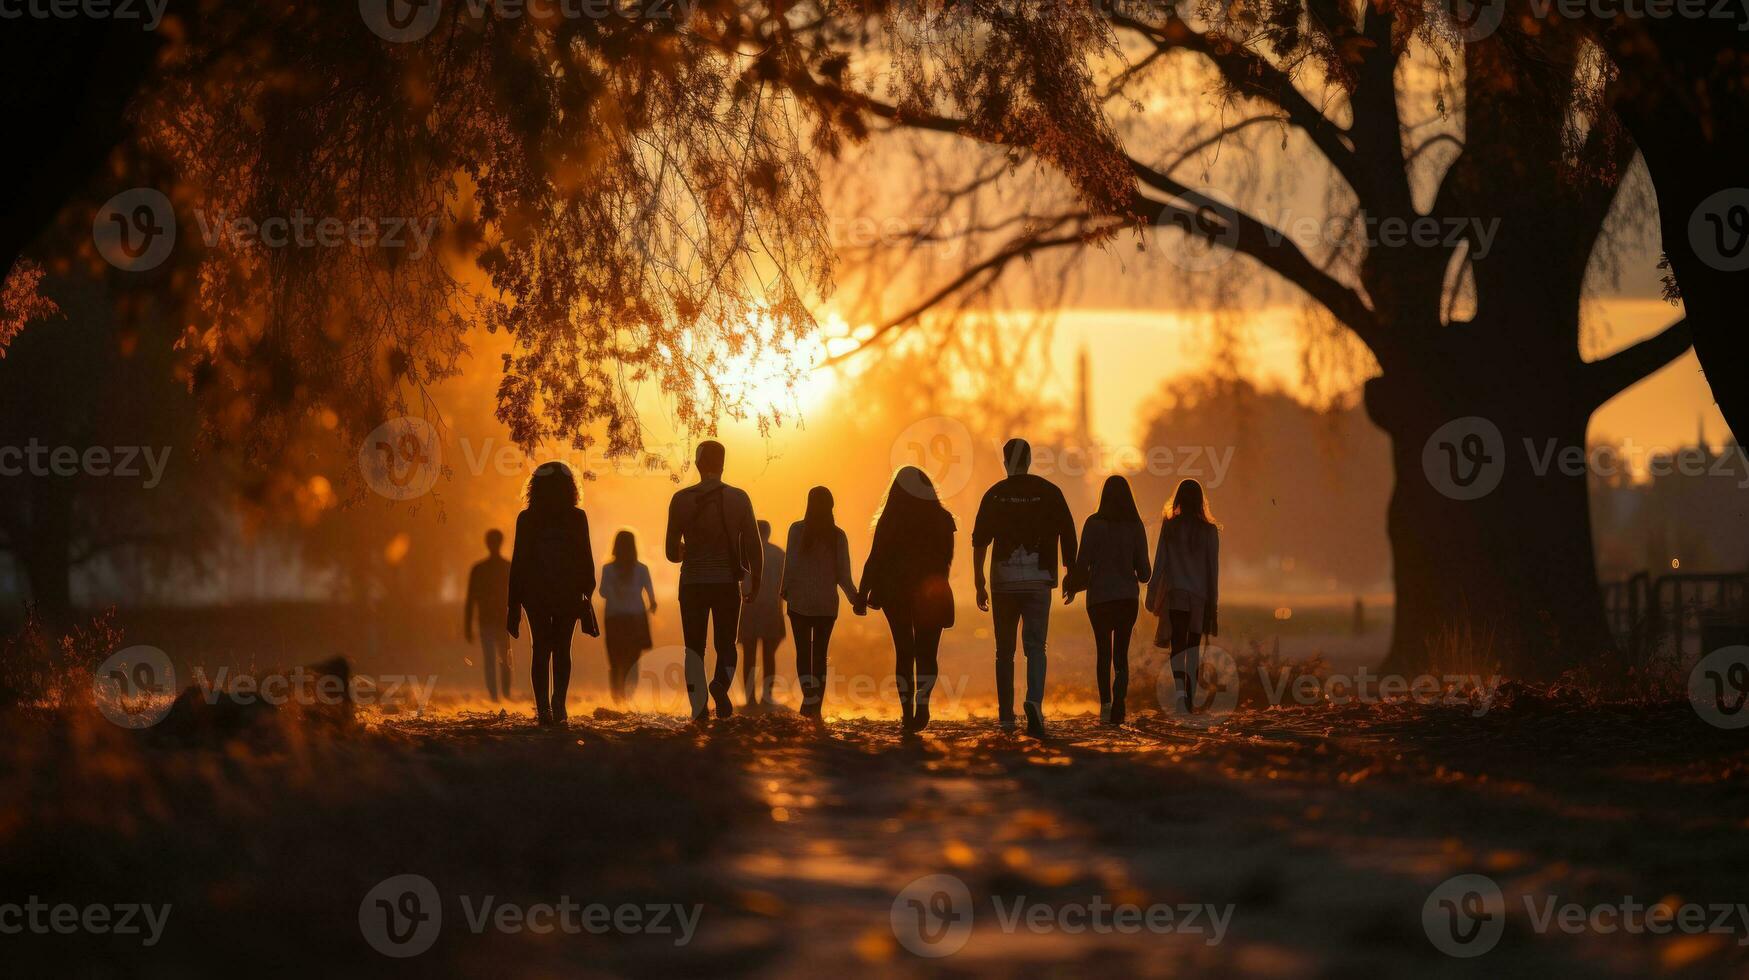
1087, 598, 1137, 717
1168, 608, 1203, 712
789, 613, 836, 715
885, 610, 942, 718
527, 611, 576, 719
992, 588, 1051, 722
479, 627, 512, 700
680, 582, 742, 718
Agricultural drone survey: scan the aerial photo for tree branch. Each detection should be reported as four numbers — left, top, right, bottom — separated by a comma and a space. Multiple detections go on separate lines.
1583, 317, 1692, 408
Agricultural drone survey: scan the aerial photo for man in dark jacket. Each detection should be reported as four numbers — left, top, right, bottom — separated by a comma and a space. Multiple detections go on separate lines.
972, 438, 1077, 736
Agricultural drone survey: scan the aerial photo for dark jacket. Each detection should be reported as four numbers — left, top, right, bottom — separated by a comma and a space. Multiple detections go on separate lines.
507, 506, 596, 618
859, 509, 956, 628
971, 473, 1077, 589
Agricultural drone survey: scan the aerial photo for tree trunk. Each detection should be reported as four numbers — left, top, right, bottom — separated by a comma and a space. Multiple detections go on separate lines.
22, 479, 75, 625
1366, 359, 1613, 680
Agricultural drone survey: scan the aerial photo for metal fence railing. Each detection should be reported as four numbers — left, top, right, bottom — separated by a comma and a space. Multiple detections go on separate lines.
1605, 570, 1749, 666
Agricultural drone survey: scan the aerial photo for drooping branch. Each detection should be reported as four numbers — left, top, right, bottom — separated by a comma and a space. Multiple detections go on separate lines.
819, 226, 1105, 367
1107, 11, 1370, 199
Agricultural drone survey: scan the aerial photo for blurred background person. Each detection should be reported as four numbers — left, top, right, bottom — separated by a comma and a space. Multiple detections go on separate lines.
463, 528, 513, 702
738, 520, 786, 709
599, 529, 657, 704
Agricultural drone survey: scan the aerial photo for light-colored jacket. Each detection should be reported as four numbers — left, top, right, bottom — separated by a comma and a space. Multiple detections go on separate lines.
1146, 518, 1219, 627
781, 521, 859, 618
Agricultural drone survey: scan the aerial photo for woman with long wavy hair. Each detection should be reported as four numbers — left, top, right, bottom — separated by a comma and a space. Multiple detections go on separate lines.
858, 466, 956, 733
1146, 478, 1220, 715
506, 461, 596, 726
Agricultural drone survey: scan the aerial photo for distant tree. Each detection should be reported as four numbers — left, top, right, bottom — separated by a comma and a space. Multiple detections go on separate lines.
1135, 377, 1392, 591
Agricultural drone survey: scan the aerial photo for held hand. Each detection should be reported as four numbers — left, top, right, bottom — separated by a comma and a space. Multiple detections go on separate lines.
975, 586, 990, 613
743, 578, 761, 604
1061, 589, 1076, 606
505, 610, 520, 640
648, 601, 658, 614
852, 601, 867, 617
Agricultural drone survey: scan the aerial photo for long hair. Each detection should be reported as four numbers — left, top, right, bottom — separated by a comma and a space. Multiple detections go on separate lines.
612, 529, 637, 566
872, 466, 953, 536
526, 461, 580, 513
1095, 475, 1143, 525
1164, 478, 1218, 528
801, 485, 836, 553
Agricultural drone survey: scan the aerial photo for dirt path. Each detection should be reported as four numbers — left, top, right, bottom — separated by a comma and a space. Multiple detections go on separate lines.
5, 696, 1747, 977
582, 703, 1749, 977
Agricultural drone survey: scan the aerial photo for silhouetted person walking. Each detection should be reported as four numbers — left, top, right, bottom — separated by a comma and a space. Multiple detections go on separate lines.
666, 440, 762, 721
781, 487, 865, 720
860, 466, 956, 733
1147, 478, 1221, 715
972, 438, 1076, 737
464, 529, 514, 701
507, 462, 597, 726
738, 520, 786, 708
599, 529, 657, 703
1064, 476, 1150, 726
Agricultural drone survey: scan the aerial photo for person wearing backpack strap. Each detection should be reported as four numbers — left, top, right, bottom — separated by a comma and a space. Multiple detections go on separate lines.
665, 440, 763, 721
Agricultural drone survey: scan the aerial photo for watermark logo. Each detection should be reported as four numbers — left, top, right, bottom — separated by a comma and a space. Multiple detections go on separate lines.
359, 874, 443, 958
890, 874, 973, 958
1689, 188, 1749, 272
1153, 643, 1240, 724
1689, 645, 1749, 729
360, 0, 444, 42
891, 417, 976, 499
1423, 873, 1506, 957
1422, 417, 1505, 501
93, 646, 177, 729
1448, 0, 1506, 41
1152, 187, 1242, 272
93, 188, 176, 273
359, 416, 442, 500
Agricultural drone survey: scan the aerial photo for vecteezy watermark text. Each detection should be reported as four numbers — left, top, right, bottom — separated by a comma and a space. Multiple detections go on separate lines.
0, 0, 167, 29
0, 441, 171, 488
358, 874, 701, 958
0, 898, 171, 946
889, 874, 1232, 957
1424, 873, 1749, 958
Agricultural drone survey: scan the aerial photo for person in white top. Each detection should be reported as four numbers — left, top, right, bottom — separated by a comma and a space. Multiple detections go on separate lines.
780, 486, 865, 720
598, 530, 657, 703
1145, 479, 1221, 715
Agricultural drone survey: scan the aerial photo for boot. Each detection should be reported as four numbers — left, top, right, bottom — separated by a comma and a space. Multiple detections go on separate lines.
551, 696, 567, 724
1024, 702, 1047, 738
912, 703, 931, 732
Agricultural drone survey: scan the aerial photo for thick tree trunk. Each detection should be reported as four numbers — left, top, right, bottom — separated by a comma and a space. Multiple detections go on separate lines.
1366, 360, 1612, 680
22, 480, 75, 625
